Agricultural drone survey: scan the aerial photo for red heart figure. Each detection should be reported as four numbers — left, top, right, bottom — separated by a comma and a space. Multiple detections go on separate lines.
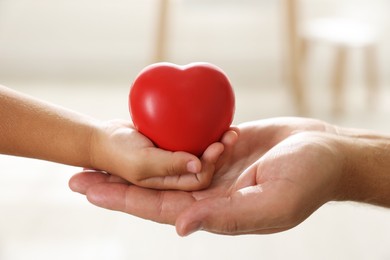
129, 62, 235, 156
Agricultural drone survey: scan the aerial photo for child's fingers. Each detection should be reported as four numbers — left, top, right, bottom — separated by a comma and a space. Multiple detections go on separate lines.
221, 127, 240, 146
135, 127, 238, 180
201, 141, 225, 165
136, 149, 202, 178
135, 142, 224, 191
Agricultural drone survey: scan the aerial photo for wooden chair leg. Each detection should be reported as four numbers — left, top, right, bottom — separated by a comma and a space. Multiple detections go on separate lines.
364, 45, 379, 109
153, 0, 170, 63
285, 0, 308, 115
300, 37, 309, 62
331, 46, 347, 116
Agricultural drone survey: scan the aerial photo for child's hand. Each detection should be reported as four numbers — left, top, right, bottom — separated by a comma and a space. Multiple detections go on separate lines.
88, 120, 237, 191
0, 84, 235, 191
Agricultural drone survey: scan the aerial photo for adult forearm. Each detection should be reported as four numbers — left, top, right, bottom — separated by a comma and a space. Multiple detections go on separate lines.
337, 127, 390, 207
0, 85, 98, 167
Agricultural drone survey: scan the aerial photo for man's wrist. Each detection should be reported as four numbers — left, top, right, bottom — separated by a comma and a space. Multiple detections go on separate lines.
336, 129, 390, 207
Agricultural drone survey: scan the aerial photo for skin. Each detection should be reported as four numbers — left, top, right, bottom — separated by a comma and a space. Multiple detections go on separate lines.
0, 84, 224, 190
69, 117, 390, 236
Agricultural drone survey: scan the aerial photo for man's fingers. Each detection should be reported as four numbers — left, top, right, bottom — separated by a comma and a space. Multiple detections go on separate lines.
175, 185, 291, 236
69, 171, 128, 194
85, 183, 195, 225
69, 171, 109, 194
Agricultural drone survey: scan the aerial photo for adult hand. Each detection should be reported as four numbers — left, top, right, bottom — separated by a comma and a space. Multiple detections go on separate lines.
69, 117, 390, 235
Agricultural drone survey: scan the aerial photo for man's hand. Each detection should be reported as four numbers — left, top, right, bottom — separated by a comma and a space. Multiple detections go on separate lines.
70, 117, 390, 236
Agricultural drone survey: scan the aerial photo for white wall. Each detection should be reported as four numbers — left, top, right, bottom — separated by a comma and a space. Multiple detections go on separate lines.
0, 0, 388, 89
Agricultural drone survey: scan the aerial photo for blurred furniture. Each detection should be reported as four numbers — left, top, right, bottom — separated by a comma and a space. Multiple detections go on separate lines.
153, 0, 379, 116
284, 0, 308, 115
154, 0, 170, 62
284, 0, 379, 115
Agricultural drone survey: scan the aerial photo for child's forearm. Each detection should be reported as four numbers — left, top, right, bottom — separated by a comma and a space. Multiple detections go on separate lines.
0, 85, 98, 167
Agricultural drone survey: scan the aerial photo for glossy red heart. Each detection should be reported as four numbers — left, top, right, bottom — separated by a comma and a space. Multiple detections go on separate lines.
129, 62, 235, 156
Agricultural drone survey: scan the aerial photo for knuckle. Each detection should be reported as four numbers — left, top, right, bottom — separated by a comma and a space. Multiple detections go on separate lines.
165, 153, 184, 176
195, 173, 213, 190
155, 192, 173, 224
166, 161, 178, 176
222, 217, 240, 235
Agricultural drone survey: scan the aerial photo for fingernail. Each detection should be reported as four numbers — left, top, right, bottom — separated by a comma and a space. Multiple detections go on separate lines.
186, 160, 199, 173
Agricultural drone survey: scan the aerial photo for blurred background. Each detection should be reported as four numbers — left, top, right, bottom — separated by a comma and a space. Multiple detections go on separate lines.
0, 0, 389, 259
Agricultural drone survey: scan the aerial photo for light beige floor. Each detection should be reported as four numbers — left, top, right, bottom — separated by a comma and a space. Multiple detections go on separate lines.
1, 0, 390, 259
